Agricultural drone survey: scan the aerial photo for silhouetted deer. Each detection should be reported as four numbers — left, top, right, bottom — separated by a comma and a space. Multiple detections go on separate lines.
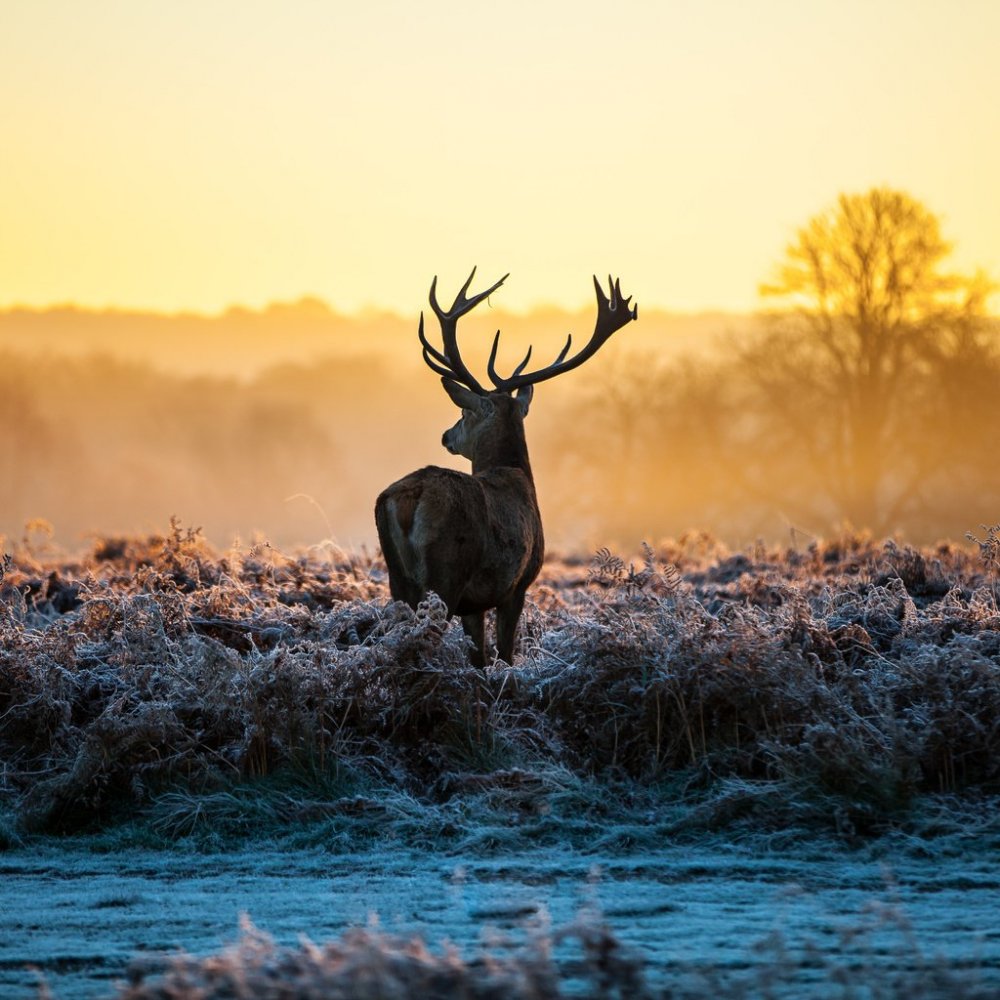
375, 270, 637, 665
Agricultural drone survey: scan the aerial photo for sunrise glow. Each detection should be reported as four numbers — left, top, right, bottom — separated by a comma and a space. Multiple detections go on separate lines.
2, 0, 998, 316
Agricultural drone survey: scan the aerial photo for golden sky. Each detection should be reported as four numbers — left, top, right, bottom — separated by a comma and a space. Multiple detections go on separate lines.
2, 0, 998, 315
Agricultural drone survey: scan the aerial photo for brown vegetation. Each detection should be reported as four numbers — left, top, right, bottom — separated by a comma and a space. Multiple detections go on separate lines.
2, 525, 999, 847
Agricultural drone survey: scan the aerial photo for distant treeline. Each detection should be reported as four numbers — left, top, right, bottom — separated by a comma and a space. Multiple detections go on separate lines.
0, 300, 744, 378
2, 316, 999, 551
0, 304, 761, 551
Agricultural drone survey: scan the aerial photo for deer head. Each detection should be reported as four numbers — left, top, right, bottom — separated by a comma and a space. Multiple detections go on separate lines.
419, 268, 638, 468
440, 380, 533, 461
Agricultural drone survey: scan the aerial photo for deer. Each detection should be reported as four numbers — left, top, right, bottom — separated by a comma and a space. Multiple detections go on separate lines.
375, 269, 637, 667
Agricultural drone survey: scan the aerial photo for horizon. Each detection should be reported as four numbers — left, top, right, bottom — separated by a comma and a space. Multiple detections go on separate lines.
0, 294, 767, 321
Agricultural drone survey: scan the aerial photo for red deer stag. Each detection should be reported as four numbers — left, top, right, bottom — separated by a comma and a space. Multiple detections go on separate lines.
375, 269, 637, 666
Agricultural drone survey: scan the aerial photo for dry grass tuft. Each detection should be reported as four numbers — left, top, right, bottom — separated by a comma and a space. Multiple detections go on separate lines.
63, 908, 995, 1000
107, 913, 646, 1000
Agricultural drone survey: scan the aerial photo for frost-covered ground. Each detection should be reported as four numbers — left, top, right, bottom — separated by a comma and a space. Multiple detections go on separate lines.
3, 528, 1000, 996
3, 839, 1000, 998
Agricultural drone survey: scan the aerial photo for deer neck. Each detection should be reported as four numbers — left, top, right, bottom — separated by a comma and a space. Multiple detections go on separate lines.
472, 422, 534, 483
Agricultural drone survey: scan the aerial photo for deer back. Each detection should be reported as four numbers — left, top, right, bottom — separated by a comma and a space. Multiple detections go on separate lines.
376, 464, 542, 615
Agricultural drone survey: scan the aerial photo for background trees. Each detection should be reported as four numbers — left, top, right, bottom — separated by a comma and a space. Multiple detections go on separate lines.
738, 188, 997, 534
0, 188, 995, 550
545, 188, 999, 546
740, 187, 997, 535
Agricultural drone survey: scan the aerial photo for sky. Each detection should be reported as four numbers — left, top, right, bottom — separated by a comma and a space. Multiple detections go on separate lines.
2, 0, 998, 316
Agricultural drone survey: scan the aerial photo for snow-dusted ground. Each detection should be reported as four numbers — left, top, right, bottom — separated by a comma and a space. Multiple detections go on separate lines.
3, 841, 999, 998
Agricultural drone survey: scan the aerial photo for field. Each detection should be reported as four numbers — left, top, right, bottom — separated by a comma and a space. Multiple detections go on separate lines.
3, 524, 1000, 997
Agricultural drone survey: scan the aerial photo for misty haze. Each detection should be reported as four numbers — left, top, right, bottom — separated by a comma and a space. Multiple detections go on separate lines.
4, 286, 998, 555
1, 301, 765, 553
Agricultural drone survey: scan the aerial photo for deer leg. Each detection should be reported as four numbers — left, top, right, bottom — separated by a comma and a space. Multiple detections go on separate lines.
383, 561, 423, 609
375, 497, 424, 607
495, 590, 527, 666
461, 613, 487, 668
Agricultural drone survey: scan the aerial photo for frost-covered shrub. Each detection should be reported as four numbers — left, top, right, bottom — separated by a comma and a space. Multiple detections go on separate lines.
2, 529, 1000, 837
90, 910, 999, 1000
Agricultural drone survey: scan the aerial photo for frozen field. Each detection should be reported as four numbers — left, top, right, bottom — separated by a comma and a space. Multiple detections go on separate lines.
3, 839, 1000, 998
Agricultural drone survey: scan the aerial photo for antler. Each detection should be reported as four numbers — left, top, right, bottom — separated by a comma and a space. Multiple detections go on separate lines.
487, 276, 637, 392
418, 267, 508, 395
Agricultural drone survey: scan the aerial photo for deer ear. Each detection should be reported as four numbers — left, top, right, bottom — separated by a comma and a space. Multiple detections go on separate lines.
441, 377, 485, 411
514, 384, 533, 417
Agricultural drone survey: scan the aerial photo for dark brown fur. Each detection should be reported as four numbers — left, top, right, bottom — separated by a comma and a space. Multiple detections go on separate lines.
375, 391, 543, 666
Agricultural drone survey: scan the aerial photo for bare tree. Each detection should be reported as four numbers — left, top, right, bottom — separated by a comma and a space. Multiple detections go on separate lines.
740, 187, 996, 534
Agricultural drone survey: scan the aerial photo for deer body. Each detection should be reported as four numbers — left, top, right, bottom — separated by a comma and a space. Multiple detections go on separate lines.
376, 465, 543, 667
376, 270, 636, 666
